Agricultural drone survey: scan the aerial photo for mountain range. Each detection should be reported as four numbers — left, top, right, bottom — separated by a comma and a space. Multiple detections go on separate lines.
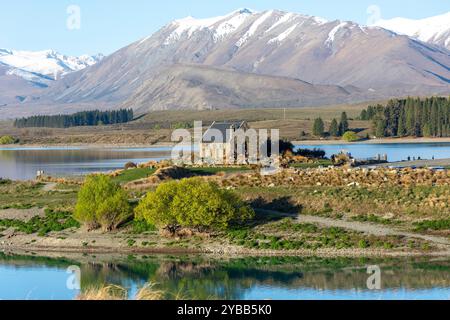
0, 49, 103, 107
374, 12, 450, 50
0, 49, 103, 85
1, 9, 449, 119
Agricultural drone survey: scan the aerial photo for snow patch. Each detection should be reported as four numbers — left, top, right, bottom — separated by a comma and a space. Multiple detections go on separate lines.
268, 23, 298, 44
236, 10, 274, 47
214, 10, 253, 41
325, 22, 348, 45
312, 16, 328, 25
164, 8, 254, 45
265, 12, 295, 33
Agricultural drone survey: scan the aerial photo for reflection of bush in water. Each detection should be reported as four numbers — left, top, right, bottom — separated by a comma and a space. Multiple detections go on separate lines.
80, 257, 450, 298
5, 254, 443, 299
80, 261, 160, 289
0, 252, 77, 269
79, 258, 306, 300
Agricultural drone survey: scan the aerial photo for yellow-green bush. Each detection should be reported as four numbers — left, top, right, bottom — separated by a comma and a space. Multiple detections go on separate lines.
0, 135, 16, 145
135, 177, 254, 232
342, 131, 360, 142
74, 175, 131, 231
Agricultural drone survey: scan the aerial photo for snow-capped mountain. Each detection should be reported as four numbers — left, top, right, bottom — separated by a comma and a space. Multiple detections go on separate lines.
2, 8, 449, 118
0, 48, 104, 86
47, 8, 448, 106
160, 8, 329, 46
373, 12, 450, 49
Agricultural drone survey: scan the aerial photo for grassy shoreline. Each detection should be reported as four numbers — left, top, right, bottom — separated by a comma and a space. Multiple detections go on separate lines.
1, 160, 449, 259
2, 136, 450, 149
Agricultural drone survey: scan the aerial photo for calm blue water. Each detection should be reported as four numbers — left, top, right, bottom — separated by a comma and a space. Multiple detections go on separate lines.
1, 143, 450, 180
0, 147, 173, 180
0, 265, 78, 300
297, 143, 450, 162
0, 255, 448, 300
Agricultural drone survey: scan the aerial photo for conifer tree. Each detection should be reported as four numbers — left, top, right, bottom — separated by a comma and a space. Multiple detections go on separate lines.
329, 119, 339, 137
339, 112, 349, 135
313, 118, 325, 137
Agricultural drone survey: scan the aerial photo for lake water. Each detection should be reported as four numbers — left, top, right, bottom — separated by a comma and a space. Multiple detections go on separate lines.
297, 142, 450, 162
0, 254, 448, 300
0, 147, 173, 180
1, 142, 450, 180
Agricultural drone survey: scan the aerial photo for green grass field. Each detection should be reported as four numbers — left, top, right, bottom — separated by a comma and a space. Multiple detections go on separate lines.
112, 168, 157, 184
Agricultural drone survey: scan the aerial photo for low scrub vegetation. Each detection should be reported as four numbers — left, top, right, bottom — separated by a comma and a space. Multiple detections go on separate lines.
413, 219, 450, 232
227, 218, 428, 251
135, 177, 254, 234
0, 209, 79, 236
74, 175, 131, 231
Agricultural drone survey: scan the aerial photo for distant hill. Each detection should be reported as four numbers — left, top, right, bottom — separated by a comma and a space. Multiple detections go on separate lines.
123, 64, 383, 113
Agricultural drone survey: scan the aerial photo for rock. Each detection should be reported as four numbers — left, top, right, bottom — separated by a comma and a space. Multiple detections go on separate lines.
347, 182, 360, 187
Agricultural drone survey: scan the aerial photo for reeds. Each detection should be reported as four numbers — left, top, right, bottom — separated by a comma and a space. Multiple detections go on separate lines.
76, 283, 164, 301
76, 284, 127, 300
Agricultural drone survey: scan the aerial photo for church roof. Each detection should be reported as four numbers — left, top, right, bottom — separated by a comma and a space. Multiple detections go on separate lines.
202, 121, 247, 143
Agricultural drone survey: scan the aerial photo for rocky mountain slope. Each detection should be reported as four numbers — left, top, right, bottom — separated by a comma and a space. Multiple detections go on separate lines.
122, 64, 383, 111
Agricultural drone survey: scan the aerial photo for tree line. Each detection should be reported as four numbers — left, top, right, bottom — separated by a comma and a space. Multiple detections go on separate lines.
14, 109, 134, 128
360, 97, 450, 137
312, 112, 349, 137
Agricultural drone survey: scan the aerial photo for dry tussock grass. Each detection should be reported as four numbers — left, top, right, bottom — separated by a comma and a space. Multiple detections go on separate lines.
76, 285, 127, 300
77, 283, 163, 301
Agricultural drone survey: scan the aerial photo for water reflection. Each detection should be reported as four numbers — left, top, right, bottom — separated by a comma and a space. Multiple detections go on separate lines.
0, 254, 448, 300
1, 143, 450, 180
0, 147, 173, 180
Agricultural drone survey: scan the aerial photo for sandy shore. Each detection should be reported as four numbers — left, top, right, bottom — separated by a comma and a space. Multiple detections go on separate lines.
2, 137, 450, 149
0, 224, 448, 258
2, 238, 448, 259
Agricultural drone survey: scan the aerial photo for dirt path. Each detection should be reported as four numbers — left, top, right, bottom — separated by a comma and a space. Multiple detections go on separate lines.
296, 215, 450, 247
42, 182, 58, 192
366, 158, 450, 169
0, 208, 45, 221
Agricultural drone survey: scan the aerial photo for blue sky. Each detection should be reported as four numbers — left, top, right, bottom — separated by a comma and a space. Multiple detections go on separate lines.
1, 0, 449, 56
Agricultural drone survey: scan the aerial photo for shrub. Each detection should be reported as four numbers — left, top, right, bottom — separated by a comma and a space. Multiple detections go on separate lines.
74, 175, 131, 231
135, 177, 254, 232
0, 135, 16, 145
131, 219, 157, 234
295, 148, 326, 159
124, 162, 137, 169
342, 131, 360, 142
358, 239, 369, 249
